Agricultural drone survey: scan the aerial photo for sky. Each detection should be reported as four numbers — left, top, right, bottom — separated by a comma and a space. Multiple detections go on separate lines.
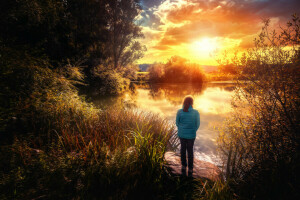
137, 0, 300, 65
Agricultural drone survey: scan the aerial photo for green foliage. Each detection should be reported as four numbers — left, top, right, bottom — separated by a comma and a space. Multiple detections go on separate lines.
0, 58, 181, 198
0, 48, 86, 136
0, 0, 145, 96
90, 65, 130, 95
148, 56, 206, 83
105, 0, 146, 69
0, 61, 234, 198
201, 180, 235, 200
0, 139, 234, 199
0, 99, 179, 199
0, 0, 107, 64
217, 14, 300, 199
0, 0, 145, 65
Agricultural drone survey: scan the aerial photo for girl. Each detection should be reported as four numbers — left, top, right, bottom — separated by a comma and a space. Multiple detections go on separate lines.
176, 96, 200, 176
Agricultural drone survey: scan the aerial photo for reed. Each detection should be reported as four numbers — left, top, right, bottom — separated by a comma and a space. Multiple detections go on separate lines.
0, 88, 180, 199
0, 66, 234, 199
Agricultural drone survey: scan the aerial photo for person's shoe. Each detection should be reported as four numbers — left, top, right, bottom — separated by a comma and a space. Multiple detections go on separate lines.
188, 168, 193, 177
181, 166, 187, 176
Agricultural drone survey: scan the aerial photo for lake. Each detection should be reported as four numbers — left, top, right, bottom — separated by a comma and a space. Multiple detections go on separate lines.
93, 82, 236, 165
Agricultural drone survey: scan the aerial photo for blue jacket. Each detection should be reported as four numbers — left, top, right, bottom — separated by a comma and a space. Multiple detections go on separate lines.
176, 106, 200, 139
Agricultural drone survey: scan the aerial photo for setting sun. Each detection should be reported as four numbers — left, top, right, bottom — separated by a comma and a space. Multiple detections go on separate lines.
191, 38, 218, 55
137, 0, 300, 66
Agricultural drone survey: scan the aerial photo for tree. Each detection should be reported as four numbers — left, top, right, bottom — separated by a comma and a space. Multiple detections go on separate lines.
147, 56, 205, 83
217, 14, 300, 199
105, 0, 146, 69
0, 0, 146, 99
218, 64, 237, 74
0, 0, 109, 66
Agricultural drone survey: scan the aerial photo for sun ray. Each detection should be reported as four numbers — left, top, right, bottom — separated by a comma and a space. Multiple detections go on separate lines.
190, 37, 218, 55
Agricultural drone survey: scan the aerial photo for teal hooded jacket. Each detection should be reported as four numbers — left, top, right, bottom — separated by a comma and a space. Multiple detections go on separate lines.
176, 106, 200, 139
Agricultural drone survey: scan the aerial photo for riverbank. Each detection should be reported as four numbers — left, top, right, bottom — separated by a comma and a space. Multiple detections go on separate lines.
0, 89, 233, 199
134, 71, 237, 83
0, 59, 234, 199
91, 82, 235, 166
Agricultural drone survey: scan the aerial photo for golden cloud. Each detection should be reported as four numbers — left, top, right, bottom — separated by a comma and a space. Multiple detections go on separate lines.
138, 0, 299, 64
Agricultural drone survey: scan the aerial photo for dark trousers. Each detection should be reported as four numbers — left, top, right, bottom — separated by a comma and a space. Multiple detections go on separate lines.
179, 138, 195, 169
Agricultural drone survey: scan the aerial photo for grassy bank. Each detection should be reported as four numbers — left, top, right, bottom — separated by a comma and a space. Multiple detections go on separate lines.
0, 92, 175, 199
0, 80, 233, 199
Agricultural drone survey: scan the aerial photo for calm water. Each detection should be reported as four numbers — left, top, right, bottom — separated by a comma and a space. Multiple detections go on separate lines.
93, 82, 236, 165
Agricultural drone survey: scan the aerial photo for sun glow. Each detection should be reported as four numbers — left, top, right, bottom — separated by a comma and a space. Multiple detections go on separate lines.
191, 38, 218, 54
138, 34, 242, 65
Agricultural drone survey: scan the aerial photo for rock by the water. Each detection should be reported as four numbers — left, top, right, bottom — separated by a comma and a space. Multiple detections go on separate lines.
164, 151, 222, 181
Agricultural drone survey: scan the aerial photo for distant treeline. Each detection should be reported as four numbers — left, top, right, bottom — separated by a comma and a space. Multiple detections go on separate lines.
147, 56, 206, 83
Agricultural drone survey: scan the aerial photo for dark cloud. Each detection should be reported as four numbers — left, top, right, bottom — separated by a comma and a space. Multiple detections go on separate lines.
140, 0, 164, 9
138, 0, 165, 28
239, 0, 300, 19
139, 10, 162, 28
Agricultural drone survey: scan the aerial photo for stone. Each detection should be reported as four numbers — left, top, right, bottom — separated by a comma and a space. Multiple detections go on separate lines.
164, 151, 222, 181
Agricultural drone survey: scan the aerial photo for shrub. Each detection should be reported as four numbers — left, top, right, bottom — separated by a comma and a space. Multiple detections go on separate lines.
90, 65, 130, 95
217, 14, 300, 199
1, 61, 180, 198
148, 56, 206, 83
0, 106, 179, 199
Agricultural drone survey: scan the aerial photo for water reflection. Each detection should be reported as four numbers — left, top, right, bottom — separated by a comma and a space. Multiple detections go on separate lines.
125, 83, 234, 117
148, 83, 204, 105
93, 82, 235, 165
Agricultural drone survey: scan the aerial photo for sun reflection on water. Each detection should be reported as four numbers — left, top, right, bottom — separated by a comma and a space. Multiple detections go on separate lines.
124, 83, 234, 118
96, 82, 235, 165
125, 83, 234, 164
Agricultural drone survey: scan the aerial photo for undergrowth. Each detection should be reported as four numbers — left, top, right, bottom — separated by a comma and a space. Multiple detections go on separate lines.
0, 63, 233, 199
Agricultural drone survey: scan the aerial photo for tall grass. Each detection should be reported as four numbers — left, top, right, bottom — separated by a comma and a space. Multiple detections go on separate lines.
0, 87, 236, 199
0, 62, 234, 199
0, 85, 181, 199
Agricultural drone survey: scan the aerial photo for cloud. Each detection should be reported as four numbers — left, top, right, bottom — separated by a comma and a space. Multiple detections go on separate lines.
140, 0, 164, 9
138, 0, 300, 64
155, 0, 265, 48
